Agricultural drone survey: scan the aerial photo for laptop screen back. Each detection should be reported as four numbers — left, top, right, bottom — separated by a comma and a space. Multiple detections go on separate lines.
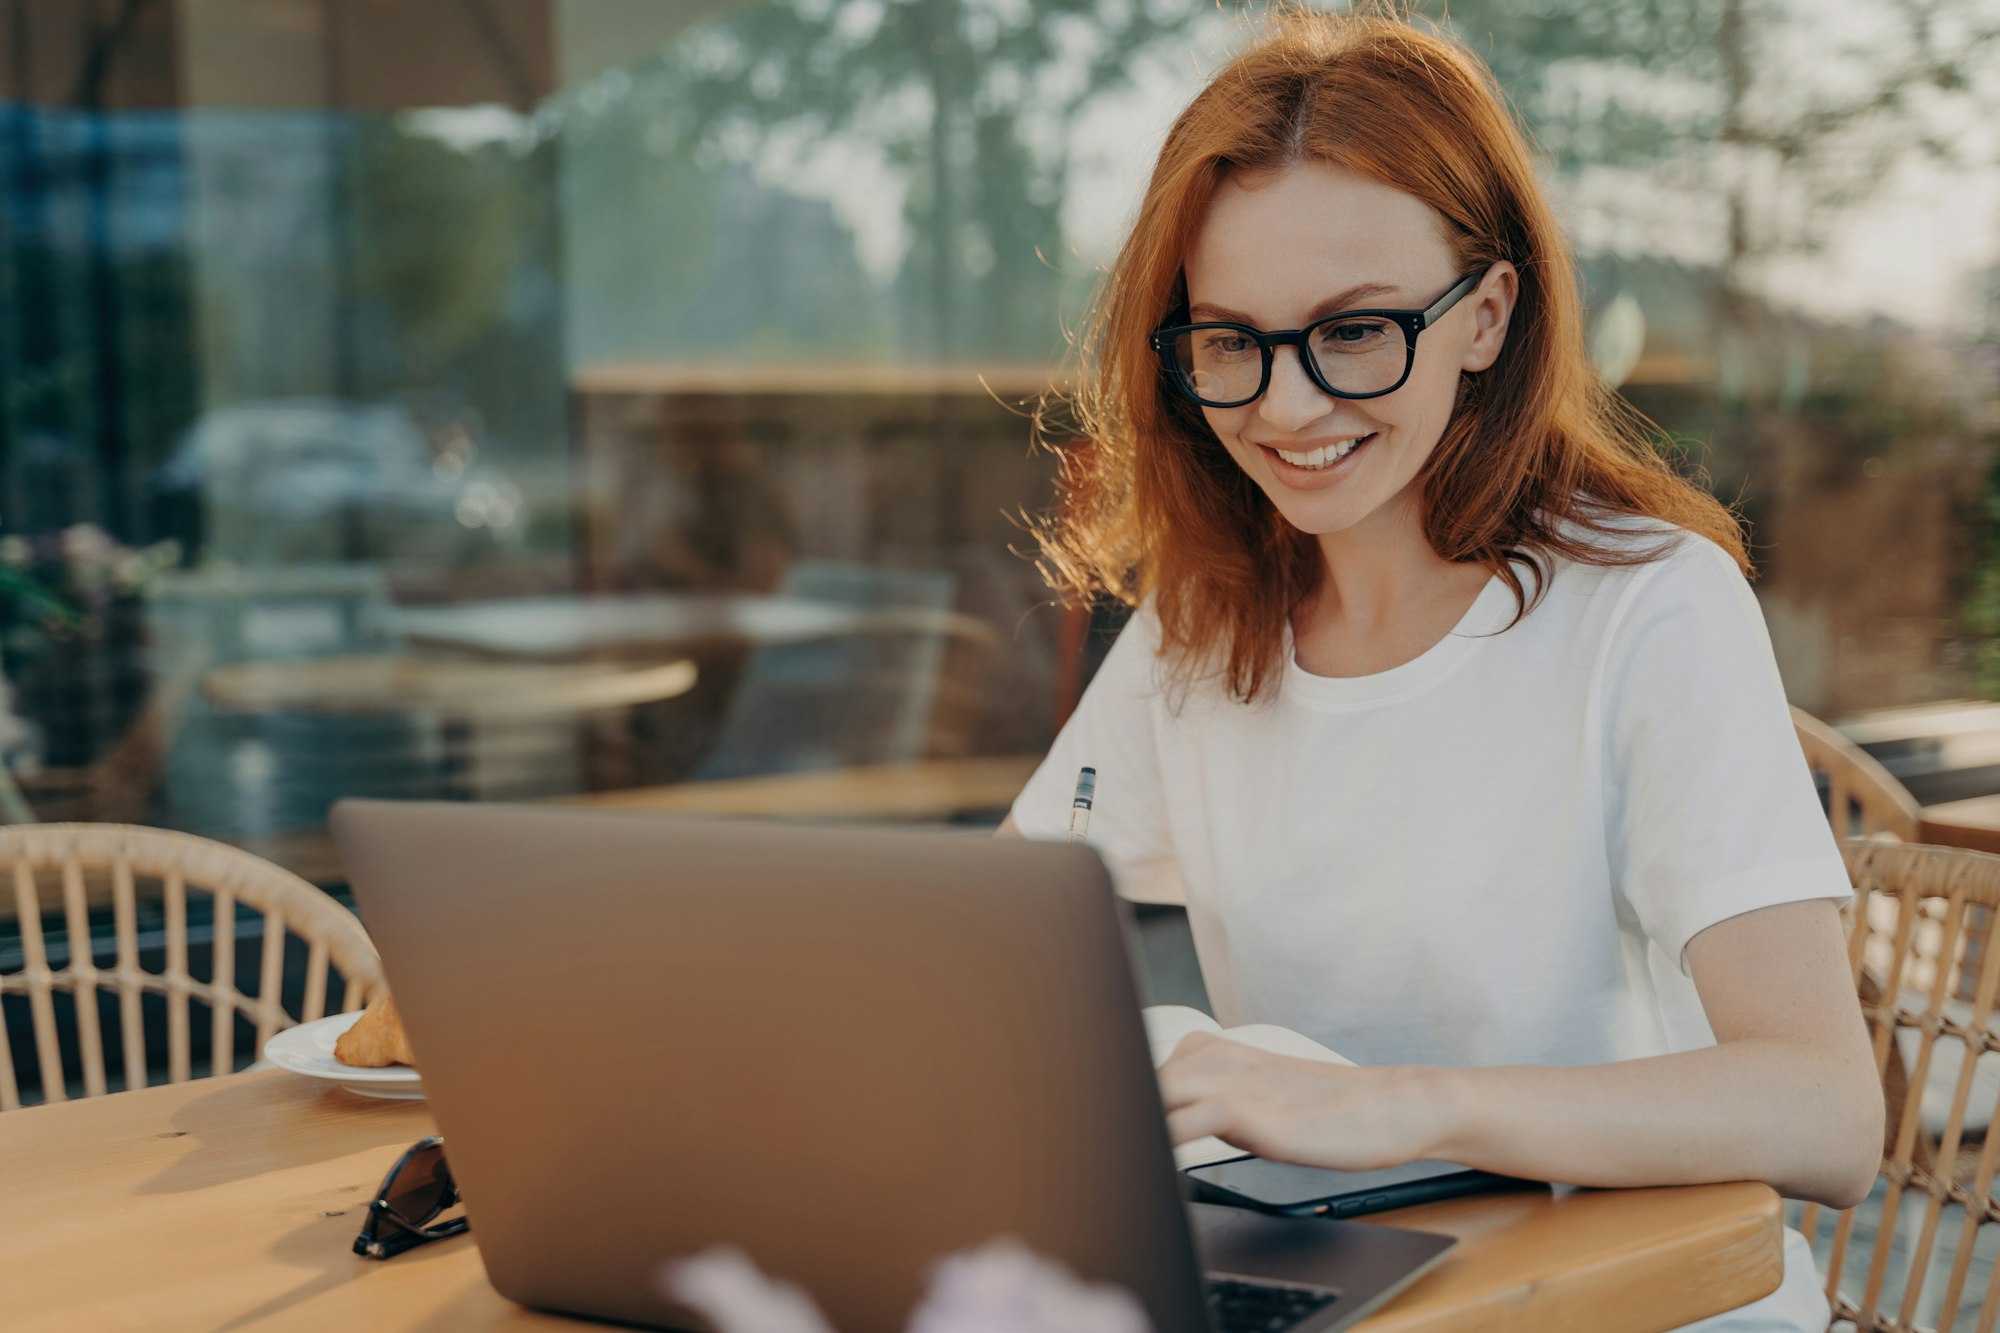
332, 800, 1212, 1333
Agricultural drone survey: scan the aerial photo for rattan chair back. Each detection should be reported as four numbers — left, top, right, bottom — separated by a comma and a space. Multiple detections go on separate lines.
1798, 839, 2000, 1332
0, 823, 379, 1110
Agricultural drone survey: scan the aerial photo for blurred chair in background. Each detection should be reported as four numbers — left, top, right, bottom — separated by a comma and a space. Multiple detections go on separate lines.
1793, 705, 1923, 843
0, 824, 380, 1110
690, 559, 992, 780
1790, 705, 1944, 1251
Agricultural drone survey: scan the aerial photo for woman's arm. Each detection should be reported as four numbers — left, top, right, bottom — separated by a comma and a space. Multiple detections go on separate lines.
1159, 898, 1882, 1209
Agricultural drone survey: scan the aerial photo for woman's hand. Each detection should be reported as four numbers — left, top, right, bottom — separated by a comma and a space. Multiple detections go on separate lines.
1153, 901, 1880, 1208
1156, 1033, 1451, 1171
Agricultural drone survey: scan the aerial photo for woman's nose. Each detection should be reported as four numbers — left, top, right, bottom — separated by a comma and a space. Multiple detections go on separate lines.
1256, 346, 1332, 432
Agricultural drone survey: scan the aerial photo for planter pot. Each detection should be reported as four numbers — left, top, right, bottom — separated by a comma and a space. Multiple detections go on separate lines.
13, 597, 152, 769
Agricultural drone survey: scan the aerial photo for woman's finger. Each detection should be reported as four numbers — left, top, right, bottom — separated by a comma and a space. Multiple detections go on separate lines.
1157, 1057, 1233, 1111
1165, 1098, 1237, 1148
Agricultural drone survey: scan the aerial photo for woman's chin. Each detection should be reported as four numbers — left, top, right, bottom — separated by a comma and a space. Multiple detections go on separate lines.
1264, 492, 1379, 539
1259, 471, 1433, 544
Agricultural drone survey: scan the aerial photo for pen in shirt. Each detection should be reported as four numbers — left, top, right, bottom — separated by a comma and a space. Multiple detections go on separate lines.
1068, 766, 1097, 843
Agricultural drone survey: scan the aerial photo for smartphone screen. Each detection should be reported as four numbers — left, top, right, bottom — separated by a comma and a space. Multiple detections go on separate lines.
1184, 1157, 1498, 1215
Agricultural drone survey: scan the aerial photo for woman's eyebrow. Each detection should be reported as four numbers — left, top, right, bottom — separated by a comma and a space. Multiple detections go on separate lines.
1190, 282, 1405, 326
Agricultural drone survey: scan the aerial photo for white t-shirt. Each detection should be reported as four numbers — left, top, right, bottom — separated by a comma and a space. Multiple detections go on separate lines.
1011, 525, 1843, 1331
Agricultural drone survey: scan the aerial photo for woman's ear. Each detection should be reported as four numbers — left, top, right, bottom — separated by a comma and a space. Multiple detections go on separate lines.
1460, 262, 1518, 374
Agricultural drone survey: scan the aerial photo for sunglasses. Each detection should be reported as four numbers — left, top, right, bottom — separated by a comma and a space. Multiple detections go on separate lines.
353, 1136, 470, 1260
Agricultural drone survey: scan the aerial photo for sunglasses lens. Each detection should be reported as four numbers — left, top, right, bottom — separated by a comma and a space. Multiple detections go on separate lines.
385, 1142, 453, 1225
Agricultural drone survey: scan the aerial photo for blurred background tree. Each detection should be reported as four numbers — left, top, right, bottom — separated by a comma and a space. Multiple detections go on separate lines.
566, 0, 1214, 362
1433, 0, 2000, 628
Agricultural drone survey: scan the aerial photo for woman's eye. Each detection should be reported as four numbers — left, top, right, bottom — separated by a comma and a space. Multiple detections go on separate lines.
1203, 333, 1257, 357
1316, 320, 1390, 350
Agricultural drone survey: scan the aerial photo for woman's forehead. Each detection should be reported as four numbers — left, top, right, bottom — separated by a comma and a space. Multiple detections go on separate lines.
1185, 162, 1454, 324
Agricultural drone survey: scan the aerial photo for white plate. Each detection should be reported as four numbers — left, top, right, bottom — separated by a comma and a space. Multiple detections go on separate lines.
262, 1012, 425, 1101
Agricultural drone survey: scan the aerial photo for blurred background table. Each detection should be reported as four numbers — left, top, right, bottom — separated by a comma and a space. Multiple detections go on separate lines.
557, 752, 1039, 822
1917, 794, 2000, 855
201, 656, 698, 719
186, 655, 703, 843
387, 592, 988, 662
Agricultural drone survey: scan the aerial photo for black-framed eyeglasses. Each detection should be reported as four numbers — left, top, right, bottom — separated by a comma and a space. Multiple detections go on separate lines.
354, 1136, 469, 1260
1148, 271, 1484, 409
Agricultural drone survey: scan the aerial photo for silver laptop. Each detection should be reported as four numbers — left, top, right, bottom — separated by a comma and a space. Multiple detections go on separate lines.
331, 800, 1454, 1332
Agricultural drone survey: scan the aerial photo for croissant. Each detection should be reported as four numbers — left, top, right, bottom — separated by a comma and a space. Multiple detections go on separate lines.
334, 991, 416, 1068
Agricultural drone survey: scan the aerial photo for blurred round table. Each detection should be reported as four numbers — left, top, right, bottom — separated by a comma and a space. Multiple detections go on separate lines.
1918, 794, 2000, 856
201, 655, 698, 719
384, 593, 980, 662
196, 656, 702, 822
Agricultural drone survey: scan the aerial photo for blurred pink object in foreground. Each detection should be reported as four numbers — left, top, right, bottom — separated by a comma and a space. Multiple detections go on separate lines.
657, 1238, 1155, 1333
657, 1246, 834, 1333
907, 1239, 1153, 1333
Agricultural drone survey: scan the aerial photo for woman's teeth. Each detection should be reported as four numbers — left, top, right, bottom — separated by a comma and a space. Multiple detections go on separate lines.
1273, 435, 1372, 470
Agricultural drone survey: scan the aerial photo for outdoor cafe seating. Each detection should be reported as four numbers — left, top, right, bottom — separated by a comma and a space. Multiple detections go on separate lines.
5, 706, 2000, 1329
7, 0, 2000, 1327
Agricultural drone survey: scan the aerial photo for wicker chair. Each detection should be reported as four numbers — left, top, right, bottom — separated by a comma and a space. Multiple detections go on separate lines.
0, 824, 380, 1110
1793, 705, 1922, 844
1793, 706, 1939, 1161
1796, 839, 2000, 1332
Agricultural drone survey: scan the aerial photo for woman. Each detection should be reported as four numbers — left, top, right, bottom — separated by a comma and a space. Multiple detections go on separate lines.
997, 10, 1880, 1330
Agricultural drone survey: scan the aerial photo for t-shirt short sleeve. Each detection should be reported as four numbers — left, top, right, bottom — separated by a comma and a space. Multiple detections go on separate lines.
1010, 607, 1180, 898
1602, 538, 1849, 973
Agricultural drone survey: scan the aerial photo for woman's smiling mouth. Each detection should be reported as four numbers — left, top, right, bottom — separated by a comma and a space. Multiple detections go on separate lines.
1262, 432, 1377, 481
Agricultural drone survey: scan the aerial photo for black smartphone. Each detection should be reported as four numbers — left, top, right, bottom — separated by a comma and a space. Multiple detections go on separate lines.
1182, 1156, 1527, 1219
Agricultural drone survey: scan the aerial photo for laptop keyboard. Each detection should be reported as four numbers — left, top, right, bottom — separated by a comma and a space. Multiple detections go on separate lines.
1206, 1276, 1339, 1331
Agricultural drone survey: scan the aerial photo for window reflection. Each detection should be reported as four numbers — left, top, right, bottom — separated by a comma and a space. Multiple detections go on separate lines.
0, 0, 1994, 870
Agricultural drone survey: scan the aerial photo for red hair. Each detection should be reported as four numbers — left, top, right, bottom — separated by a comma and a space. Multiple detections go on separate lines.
1034, 6, 1747, 703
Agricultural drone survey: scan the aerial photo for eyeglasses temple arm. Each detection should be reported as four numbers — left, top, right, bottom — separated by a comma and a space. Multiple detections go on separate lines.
1421, 272, 1484, 328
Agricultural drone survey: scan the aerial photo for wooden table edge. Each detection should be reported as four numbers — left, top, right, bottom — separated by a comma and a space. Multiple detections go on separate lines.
1353, 1180, 1783, 1332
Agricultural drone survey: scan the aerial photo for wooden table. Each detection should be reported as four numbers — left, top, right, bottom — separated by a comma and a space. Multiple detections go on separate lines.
0, 1071, 1784, 1332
